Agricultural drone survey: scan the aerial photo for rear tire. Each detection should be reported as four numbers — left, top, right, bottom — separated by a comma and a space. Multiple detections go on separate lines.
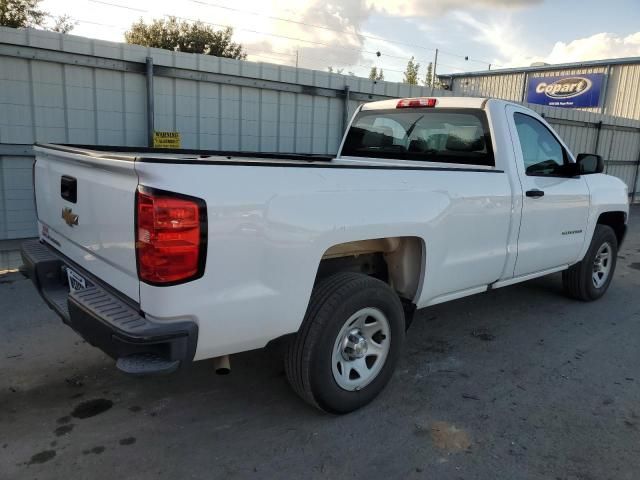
563, 225, 618, 301
285, 272, 405, 414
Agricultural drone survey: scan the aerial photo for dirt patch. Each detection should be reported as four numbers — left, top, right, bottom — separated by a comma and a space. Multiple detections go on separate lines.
425, 339, 453, 354
430, 421, 471, 451
471, 328, 495, 342
54, 424, 75, 437
119, 437, 136, 446
82, 446, 105, 455
65, 375, 85, 387
27, 450, 56, 465
71, 399, 113, 419
56, 416, 72, 424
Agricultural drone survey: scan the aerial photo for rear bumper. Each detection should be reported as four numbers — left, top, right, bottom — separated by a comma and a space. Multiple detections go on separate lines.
20, 239, 198, 373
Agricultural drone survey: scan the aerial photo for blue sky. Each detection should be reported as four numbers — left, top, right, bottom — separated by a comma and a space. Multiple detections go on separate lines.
42, 0, 640, 81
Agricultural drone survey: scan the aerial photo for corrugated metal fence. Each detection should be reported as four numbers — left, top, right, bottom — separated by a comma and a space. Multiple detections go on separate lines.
1, 27, 639, 254
449, 60, 640, 120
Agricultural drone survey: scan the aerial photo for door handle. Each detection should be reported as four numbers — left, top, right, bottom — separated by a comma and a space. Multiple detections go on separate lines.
526, 189, 545, 198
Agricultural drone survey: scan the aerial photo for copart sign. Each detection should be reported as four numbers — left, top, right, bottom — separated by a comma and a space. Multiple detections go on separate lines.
526, 73, 604, 108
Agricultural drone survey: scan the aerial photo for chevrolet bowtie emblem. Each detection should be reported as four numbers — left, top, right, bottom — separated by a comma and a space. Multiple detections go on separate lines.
62, 207, 79, 227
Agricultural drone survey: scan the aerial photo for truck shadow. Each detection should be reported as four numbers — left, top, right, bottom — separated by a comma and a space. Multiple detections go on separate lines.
4, 272, 574, 420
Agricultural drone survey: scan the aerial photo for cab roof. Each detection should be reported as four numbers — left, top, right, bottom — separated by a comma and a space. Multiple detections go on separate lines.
361, 96, 489, 111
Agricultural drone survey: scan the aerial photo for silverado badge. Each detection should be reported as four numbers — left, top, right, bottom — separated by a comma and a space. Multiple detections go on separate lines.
62, 207, 79, 227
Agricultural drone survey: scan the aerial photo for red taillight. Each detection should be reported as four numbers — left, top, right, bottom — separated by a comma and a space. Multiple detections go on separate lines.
136, 187, 206, 285
396, 97, 437, 108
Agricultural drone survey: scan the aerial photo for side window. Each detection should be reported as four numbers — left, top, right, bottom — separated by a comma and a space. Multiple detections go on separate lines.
514, 113, 567, 176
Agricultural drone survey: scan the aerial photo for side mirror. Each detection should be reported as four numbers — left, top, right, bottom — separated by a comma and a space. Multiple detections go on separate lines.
576, 153, 604, 175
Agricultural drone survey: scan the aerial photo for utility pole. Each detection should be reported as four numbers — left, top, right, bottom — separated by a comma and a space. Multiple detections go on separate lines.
295, 49, 299, 68
431, 48, 438, 95
488, 63, 492, 71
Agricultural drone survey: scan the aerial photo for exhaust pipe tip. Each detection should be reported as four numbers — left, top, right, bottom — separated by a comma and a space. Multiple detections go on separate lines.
213, 355, 230, 375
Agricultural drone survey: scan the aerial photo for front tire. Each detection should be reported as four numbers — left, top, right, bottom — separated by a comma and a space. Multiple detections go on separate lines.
285, 272, 405, 414
563, 225, 618, 301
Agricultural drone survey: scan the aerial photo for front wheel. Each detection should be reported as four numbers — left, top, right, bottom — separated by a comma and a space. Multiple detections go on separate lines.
285, 272, 405, 414
563, 225, 618, 301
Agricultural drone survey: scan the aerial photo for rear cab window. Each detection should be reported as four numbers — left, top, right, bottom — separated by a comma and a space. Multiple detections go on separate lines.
341, 108, 495, 167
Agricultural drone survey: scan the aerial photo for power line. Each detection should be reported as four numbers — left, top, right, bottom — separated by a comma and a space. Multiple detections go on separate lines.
87, 0, 147, 13
76, 1, 478, 75
171, 14, 418, 62
187, 0, 500, 68
189, 0, 435, 54
69, 17, 126, 29
65, 16, 403, 75
248, 53, 295, 65
436, 48, 498, 67
82, 0, 492, 67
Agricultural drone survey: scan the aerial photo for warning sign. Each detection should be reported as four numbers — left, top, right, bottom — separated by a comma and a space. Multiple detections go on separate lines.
153, 131, 180, 149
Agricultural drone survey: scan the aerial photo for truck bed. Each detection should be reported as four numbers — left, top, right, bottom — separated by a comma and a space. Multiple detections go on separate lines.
36, 143, 336, 165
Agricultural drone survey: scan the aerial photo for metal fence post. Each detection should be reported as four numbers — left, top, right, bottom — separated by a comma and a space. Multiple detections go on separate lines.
604, 128, 616, 174
520, 72, 528, 103
632, 148, 640, 203
600, 64, 612, 115
146, 56, 155, 147
342, 85, 351, 134
593, 121, 603, 154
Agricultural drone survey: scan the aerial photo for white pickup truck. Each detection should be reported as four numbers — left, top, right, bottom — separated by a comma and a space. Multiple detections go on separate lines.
22, 97, 628, 413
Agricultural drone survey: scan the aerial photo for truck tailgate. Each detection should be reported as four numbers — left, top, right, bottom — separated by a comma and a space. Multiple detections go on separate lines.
33, 146, 139, 302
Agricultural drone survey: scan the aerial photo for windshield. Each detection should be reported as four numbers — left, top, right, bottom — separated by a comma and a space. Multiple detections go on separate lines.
341, 108, 494, 167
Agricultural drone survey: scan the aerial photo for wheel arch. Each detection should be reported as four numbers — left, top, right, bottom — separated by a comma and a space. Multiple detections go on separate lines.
596, 211, 627, 246
315, 236, 426, 304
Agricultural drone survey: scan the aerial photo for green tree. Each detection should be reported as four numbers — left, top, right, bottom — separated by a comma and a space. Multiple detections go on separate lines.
403, 56, 420, 85
52, 14, 75, 33
125, 17, 246, 59
368, 66, 384, 81
0, 0, 46, 28
0, 0, 75, 33
423, 62, 433, 87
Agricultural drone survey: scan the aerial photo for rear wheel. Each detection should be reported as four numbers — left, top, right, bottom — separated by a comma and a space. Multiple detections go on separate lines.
563, 225, 618, 301
285, 272, 405, 413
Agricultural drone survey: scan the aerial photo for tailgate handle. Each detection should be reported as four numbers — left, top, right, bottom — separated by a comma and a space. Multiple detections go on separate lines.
61, 175, 77, 203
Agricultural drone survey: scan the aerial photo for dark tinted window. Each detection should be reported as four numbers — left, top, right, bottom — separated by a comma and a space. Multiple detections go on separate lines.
341, 108, 494, 166
514, 113, 567, 176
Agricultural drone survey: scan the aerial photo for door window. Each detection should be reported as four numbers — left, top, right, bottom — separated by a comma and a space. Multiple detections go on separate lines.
514, 113, 567, 176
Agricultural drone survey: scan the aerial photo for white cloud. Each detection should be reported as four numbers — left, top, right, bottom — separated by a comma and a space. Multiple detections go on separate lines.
452, 10, 640, 69
542, 32, 640, 64
367, 0, 541, 17
242, 0, 372, 71
451, 11, 528, 67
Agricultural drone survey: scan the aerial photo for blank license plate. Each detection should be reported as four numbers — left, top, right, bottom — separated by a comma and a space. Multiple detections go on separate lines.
66, 267, 87, 292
